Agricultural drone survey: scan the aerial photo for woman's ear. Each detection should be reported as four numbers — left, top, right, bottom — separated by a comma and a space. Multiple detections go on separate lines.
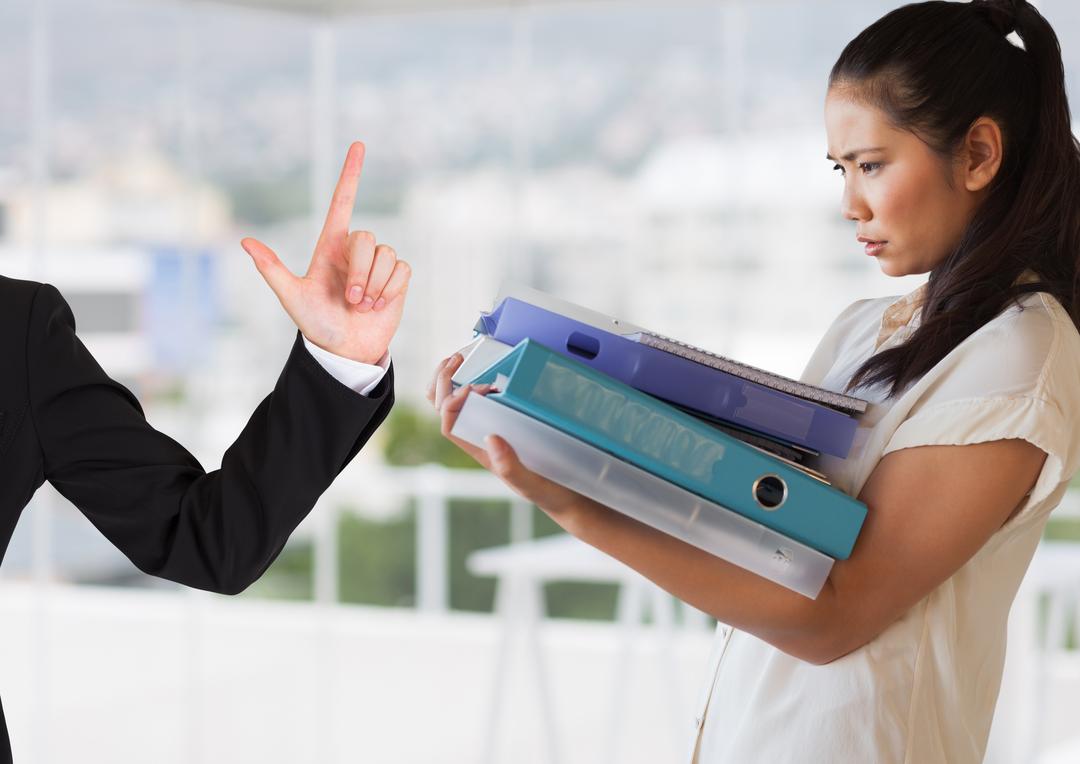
963, 117, 1004, 192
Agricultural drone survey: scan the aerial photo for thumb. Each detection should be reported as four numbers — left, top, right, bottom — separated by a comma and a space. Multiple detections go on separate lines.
241, 237, 299, 306
485, 435, 540, 491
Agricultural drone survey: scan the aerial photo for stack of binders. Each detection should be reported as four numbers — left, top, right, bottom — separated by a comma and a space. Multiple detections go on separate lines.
448, 286, 869, 599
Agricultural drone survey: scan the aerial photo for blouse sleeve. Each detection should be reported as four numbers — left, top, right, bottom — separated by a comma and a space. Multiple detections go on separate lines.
883, 395, 1069, 519
881, 298, 1078, 524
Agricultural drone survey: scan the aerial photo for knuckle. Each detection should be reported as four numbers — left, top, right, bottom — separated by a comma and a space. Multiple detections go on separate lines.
350, 230, 376, 247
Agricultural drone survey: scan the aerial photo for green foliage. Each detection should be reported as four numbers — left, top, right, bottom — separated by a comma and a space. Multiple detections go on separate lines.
247, 499, 618, 621
242, 542, 313, 601
544, 581, 619, 621
338, 506, 418, 607
448, 498, 510, 612
526, 506, 618, 620
382, 402, 483, 469
1045, 516, 1080, 541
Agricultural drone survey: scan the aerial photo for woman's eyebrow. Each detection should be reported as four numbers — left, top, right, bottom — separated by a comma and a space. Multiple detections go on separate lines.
826, 146, 886, 161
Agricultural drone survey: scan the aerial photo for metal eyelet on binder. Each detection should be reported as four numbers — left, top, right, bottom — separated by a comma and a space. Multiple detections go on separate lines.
752, 474, 788, 510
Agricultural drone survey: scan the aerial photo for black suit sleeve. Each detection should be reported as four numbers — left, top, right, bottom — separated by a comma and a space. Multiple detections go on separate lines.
25, 283, 394, 595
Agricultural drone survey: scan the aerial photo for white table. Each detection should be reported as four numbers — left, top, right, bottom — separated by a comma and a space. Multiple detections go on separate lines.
468, 534, 709, 764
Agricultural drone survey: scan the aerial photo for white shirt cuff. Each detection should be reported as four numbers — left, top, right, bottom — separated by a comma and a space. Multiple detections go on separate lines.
302, 335, 390, 397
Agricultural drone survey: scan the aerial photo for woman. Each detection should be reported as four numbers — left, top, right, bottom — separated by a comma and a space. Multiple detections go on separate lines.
0, 142, 409, 761
430, 1, 1080, 761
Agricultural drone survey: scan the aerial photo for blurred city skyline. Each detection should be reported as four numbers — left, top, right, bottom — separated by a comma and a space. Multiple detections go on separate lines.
0, 0, 1001, 395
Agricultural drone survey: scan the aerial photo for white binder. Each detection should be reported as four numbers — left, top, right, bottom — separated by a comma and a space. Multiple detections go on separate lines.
451, 391, 835, 599
450, 335, 514, 388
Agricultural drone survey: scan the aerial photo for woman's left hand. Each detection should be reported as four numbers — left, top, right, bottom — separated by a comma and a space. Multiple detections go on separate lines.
430, 355, 602, 529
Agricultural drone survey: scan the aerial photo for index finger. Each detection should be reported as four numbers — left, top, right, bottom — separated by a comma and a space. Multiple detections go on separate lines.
317, 141, 366, 250
434, 353, 464, 409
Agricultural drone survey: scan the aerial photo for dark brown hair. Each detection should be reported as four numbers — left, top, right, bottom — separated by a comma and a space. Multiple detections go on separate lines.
830, 0, 1080, 398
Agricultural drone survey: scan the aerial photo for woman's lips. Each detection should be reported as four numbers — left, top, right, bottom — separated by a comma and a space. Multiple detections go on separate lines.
863, 240, 887, 256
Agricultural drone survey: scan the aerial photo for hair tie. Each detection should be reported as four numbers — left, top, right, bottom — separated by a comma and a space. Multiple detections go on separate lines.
974, 0, 1022, 37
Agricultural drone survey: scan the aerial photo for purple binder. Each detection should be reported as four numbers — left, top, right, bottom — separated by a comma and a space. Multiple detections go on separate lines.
477, 297, 858, 458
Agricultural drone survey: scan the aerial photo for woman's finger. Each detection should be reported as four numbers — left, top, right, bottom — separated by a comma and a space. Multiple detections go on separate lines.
372, 258, 411, 312
484, 435, 577, 512
360, 244, 397, 312
433, 353, 464, 408
440, 385, 496, 469
437, 377, 473, 430
449, 435, 493, 471
439, 382, 497, 423
426, 356, 451, 405
345, 230, 377, 307
484, 435, 533, 494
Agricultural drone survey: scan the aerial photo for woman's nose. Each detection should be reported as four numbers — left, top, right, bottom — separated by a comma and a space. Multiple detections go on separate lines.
841, 184, 871, 222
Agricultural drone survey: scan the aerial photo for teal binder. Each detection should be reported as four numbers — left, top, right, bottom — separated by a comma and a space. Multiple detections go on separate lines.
469, 339, 867, 559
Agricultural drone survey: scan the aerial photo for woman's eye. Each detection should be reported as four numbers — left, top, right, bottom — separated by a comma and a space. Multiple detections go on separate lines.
832, 163, 844, 176
859, 162, 882, 174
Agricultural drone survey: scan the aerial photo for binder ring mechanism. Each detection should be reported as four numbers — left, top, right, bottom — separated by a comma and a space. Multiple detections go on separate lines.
752, 474, 788, 511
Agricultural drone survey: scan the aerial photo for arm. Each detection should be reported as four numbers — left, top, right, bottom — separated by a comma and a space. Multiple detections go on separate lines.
430, 357, 1046, 664
31, 141, 409, 595
29, 286, 394, 595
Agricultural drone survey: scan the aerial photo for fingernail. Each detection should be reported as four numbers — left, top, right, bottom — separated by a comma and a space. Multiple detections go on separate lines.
374, 298, 386, 311
349, 285, 362, 303
360, 296, 374, 312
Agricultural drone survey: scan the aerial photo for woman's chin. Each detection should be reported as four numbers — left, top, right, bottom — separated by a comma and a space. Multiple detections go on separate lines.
877, 258, 911, 278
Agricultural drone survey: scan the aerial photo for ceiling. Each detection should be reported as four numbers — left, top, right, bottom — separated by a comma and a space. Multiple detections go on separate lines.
182, 0, 624, 17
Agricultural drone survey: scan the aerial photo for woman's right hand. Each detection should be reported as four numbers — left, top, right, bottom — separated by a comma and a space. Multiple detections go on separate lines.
426, 352, 608, 528
427, 352, 495, 469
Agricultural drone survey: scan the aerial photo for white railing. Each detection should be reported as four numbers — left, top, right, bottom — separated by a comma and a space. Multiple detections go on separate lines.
312, 464, 538, 611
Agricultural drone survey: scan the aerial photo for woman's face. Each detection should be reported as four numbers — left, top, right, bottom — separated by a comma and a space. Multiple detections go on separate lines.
824, 90, 982, 277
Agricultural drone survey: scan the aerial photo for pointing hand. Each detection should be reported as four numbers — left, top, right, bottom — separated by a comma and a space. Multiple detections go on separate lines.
241, 142, 410, 364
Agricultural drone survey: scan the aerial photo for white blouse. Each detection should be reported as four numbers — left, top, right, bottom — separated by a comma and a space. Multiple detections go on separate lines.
690, 273, 1080, 763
